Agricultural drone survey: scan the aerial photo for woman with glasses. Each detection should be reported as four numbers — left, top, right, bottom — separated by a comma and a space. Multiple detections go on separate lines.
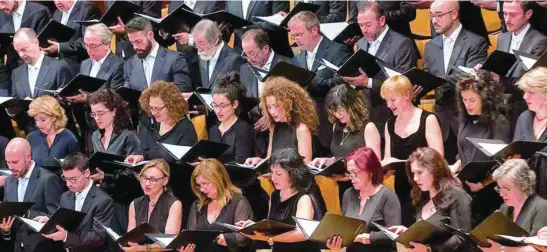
120, 159, 183, 252
237, 148, 326, 252
326, 147, 400, 252
381, 75, 443, 226
388, 147, 472, 252
88, 89, 142, 235
245, 77, 318, 166
478, 159, 547, 252
26, 95, 79, 168
181, 159, 253, 252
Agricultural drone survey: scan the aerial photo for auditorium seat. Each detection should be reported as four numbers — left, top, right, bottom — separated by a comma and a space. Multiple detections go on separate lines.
410, 9, 432, 38
259, 175, 275, 196
488, 32, 501, 56
482, 8, 502, 33
315, 176, 342, 215
191, 115, 208, 140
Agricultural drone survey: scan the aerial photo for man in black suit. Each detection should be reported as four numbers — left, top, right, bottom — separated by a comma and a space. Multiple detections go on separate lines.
36, 152, 113, 252
345, 2, 419, 136
289, 11, 352, 147
424, 0, 489, 163
1, 138, 63, 252
42, 0, 101, 76
349, 1, 416, 39
190, 19, 244, 91
123, 16, 192, 92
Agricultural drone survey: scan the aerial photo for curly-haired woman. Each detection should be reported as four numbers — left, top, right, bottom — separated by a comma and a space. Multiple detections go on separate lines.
245, 77, 319, 165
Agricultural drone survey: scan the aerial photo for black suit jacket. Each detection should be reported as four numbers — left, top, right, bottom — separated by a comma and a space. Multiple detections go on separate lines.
123, 46, 192, 92
497, 27, 547, 78
296, 0, 346, 23
60, 185, 114, 252
80, 52, 124, 89
349, 1, 416, 38
240, 52, 290, 98
11, 56, 73, 99
198, 44, 244, 90
52, 1, 101, 75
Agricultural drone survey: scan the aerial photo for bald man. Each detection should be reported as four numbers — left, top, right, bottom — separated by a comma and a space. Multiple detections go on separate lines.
2, 138, 64, 252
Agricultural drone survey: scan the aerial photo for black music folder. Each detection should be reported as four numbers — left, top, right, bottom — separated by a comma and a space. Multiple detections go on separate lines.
0, 97, 32, 108
114, 86, 142, 105
457, 160, 498, 183
103, 222, 159, 246
217, 219, 296, 236
307, 158, 346, 176
382, 66, 447, 101
146, 230, 222, 249
513, 50, 547, 71
466, 137, 547, 160
0, 168, 12, 176
75, 1, 140, 26
19, 207, 86, 234
320, 22, 361, 44
0, 202, 34, 219
481, 50, 518, 76
294, 213, 366, 247
186, 88, 213, 111
322, 49, 384, 78
224, 157, 270, 179
37, 20, 76, 47
373, 220, 451, 248
53, 74, 106, 97
88, 151, 125, 172
254, 2, 320, 28
101, 160, 149, 174
0, 32, 14, 51
160, 140, 230, 162
444, 211, 529, 247
261, 61, 316, 87
381, 159, 407, 173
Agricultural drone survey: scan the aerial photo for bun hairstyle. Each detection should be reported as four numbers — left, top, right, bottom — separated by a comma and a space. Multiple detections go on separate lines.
212, 72, 246, 114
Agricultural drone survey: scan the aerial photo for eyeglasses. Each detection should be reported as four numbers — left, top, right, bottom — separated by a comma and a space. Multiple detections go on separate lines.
328, 107, 347, 115
429, 9, 456, 20
344, 171, 361, 179
61, 170, 87, 184
195, 180, 211, 189
149, 105, 166, 113
290, 29, 311, 40
139, 175, 165, 185
494, 185, 513, 193
242, 46, 265, 60
211, 102, 232, 110
90, 110, 110, 118
83, 43, 106, 50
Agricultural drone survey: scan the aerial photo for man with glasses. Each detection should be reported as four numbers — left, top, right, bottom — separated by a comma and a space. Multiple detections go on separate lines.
35, 152, 113, 252
423, 0, 488, 164
1, 138, 64, 252
288, 11, 352, 148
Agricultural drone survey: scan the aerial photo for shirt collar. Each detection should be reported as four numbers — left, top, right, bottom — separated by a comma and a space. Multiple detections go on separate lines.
20, 161, 35, 180
148, 42, 159, 60
262, 51, 275, 71
307, 36, 323, 56
372, 26, 389, 46
14, 0, 26, 17
95, 51, 110, 65
211, 41, 225, 63
76, 179, 93, 199
443, 23, 463, 43
29, 53, 44, 69
512, 23, 531, 41
64, 0, 77, 15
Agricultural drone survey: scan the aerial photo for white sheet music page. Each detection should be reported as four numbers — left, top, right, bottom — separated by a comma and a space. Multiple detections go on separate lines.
477, 142, 507, 156
320, 22, 349, 41
255, 14, 284, 26
134, 13, 163, 24
295, 217, 320, 238
161, 143, 192, 160
102, 224, 121, 240
516, 54, 538, 70
382, 66, 402, 78
0, 97, 14, 104
156, 236, 176, 247
19, 217, 45, 232
322, 59, 340, 71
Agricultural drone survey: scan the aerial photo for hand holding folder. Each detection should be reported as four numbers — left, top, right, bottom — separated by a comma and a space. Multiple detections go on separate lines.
373, 220, 450, 248
220, 219, 296, 237
466, 137, 547, 160
0, 202, 34, 219
159, 140, 229, 162
306, 158, 346, 176
294, 213, 366, 247
145, 230, 221, 250
20, 207, 86, 234
100, 222, 160, 246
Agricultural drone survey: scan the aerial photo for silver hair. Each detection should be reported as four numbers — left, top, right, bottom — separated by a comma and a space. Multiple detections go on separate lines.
84, 23, 113, 44
191, 19, 221, 46
492, 159, 536, 195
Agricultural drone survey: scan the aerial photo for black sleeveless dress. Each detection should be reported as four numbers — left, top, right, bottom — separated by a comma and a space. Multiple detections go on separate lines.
134, 191, 178, 233
271, 122, 298, 153
387, 110, 431, 226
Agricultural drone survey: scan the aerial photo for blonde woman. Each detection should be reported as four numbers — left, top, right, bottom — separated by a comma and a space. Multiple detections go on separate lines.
26, 95, 79, 167
121, 159, 182, 252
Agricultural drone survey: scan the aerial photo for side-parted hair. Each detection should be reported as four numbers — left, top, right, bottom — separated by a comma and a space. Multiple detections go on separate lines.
139, 159, 171, 178
191, 159, 241, 211
287, 11, 320, 30
126, 16, 153, 33
191, 19, 222, 46
84, 23, 113, 43
139, 81, 189, 124
325, 85, 370, 132
346, 147, 383, 185
357, 1, 385, 19
517, 67, 547, 96
492, 159, 536, 196
241, 28, 271, 49
27, 95, 68, 131
61, 152, 89, 172
88, 88, 132, 134
380, 75, 413, 100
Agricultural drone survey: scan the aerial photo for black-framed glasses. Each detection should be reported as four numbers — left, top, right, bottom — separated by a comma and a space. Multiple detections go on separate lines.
429, 9, 456, 20
149, 105, 166, 113
90, 110, 110, 118
139, 175, 165, 185
83, 42, 107, 50
211, 102, 233, 110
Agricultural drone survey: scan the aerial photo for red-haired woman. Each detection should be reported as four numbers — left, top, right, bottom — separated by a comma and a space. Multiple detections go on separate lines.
326, 147, 401, 252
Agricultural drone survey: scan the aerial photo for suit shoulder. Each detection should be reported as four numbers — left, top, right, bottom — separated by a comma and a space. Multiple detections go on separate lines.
107, 53, 125, 66
463, 28, 488, 45
26, 2, 49, 13
37, 167, 56, 178
91, 186, 114, 203
389, 30, 415, 47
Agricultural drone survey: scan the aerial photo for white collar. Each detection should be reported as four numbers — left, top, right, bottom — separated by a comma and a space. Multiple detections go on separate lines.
211, 41, 225, 62
20, 161, 35, 180
76, 179, 93, 199
14, 0, 26, 17
148, 42, 159, 59
64, 0, 77, 15
95, 51, 110, 65
442, 23, 463, 42
29, 53, 44, 69
262, 51, 275, 70
371, 26, 389, 46
307, 36, 323, 55
512, 23, 531, 41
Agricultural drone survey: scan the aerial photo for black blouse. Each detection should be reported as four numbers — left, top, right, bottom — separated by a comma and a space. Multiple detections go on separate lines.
271, 122, 297, 153
499, 194, 547, 236
26, 129, 80, 168
134, 192, 179, 234
457, 114, 511, 164
187, 193, 253, 252
139, 117, 198, 163
209, 119, 253, 164
330, 124, 366, 159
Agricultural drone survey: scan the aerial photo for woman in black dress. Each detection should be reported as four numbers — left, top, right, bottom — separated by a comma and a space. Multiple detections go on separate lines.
381, 75, 444, 226
120, 159, 182, 252
449, 71, 510, 225
325, 147, 401, 252
478, 159, 547, 252
388, 147, 472, 252
237, 148, 326, 252
183, 159, 253, 252
88, 89, 142, 234
245, 77, 318, 165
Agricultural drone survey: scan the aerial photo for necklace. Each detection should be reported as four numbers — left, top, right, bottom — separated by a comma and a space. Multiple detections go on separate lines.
339, 130, 351, 146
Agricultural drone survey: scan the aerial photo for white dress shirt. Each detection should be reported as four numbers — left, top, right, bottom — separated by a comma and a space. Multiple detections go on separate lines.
28, 53, 45, 97
257, 51, 275, 96
75, 179, 93, 211
89, 51, 109, 78
143, 43, 159, 86
306, 36, 323, 71
12, 0, 26, 31
442, 23, 462, 74
185, 0, 196, 10
17, 161, 35, 202
242, 0, 251, 19
510, 23, 531, 54
60, 0, 77, 25
208, 42, 224, 80
366, 26, 389, 88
